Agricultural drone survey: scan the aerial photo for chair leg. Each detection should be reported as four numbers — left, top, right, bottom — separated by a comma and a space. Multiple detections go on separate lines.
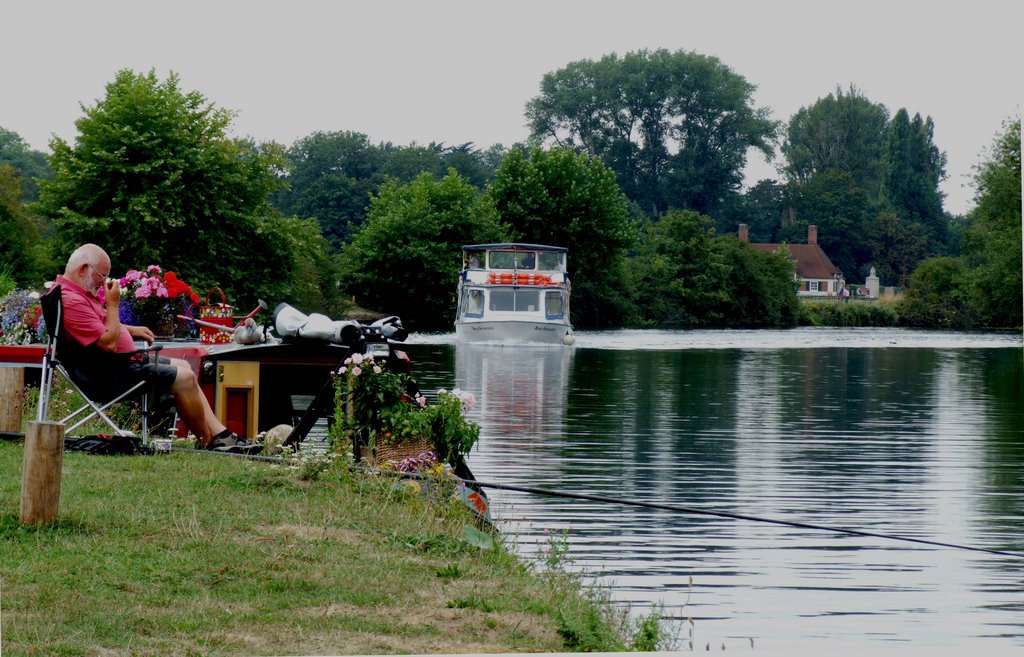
141, 392, 149, 444
58, 367, 145, 437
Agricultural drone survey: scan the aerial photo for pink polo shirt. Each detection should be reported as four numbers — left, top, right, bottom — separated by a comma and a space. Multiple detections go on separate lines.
56, 275, 137, 353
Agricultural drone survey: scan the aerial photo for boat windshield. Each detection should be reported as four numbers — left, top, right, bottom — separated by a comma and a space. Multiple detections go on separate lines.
489, 289, 540, 312
489, 250, 537, 270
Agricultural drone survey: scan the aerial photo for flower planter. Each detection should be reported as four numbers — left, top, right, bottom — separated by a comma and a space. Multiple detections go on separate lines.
360, 434, 434, 467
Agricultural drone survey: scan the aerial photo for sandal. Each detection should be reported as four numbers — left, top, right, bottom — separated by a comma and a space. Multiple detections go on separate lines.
201, 432, 263, 455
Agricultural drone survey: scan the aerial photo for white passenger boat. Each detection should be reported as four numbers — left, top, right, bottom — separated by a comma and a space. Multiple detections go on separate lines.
454, 243, 574, 345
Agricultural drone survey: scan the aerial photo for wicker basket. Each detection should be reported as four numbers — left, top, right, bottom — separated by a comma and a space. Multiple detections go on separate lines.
361, 435, 435, 466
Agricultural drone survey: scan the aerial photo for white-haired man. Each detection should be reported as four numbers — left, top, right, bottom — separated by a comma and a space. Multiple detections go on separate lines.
51, 243, 258, 452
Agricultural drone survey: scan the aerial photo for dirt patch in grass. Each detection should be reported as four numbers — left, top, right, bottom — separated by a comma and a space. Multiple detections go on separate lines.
254, 522, 365, 545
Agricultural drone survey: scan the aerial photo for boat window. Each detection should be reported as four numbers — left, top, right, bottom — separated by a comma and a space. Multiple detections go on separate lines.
545, 290, 564, 318
489, 289, 540, 312
516, 289, 539, 311
462, 289, 484, 317
488, 251, 537, 270
538, 252, 563, 271
489, 289, 514, 311
488, 251, 517, 269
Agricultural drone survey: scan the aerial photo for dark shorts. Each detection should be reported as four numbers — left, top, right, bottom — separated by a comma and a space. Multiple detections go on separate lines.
125, 355, 178, 397
70, 353, 178, 402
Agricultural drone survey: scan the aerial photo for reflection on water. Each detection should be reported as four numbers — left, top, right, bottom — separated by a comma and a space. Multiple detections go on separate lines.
403, 332, 1024, 650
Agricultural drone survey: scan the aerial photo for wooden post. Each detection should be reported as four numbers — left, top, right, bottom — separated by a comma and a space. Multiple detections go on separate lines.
0, 366, 25, 432
20, 421, 65, 525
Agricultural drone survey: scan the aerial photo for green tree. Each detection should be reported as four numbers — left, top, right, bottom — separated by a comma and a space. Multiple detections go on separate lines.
864, 211, 930, 287
897, 256, 973, 328
790, 169, 872, 279
880, 109, 948, 249
275, 131, 385, 247
717, 178, 787, 242
338, 171, 506, 331
963, 117, 1022, 328
716, 236, 799, 327
0, 127, 51, 203
489, 147, 636, 327
526, 48, 777, 218
380, 142, 447, 182
629, 209, 728, 325
628, 209, 797, 327
0, 166, 42, 283
36, 69, 288, 306
782, 85, 889, 199
265, 215, 342, 315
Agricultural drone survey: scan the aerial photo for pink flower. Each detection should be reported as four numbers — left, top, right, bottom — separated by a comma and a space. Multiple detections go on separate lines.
373, 365, 382, 374
339, 366, 347, 374
351, 366, 362, 377
122, 270, 143, 284
146, 265, 162, 274
351, 353, 364, 365
134, 286, 152, 299
416, 394, 427, 408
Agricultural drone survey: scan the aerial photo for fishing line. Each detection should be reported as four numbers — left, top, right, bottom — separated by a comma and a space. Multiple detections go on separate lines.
182, 448, 1023, 558
461, 478, 1024, 559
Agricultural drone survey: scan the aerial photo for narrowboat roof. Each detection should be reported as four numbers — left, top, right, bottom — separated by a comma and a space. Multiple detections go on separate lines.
462, 243, 567, 253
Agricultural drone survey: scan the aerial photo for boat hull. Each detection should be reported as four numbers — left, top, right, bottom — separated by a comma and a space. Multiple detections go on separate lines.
455, 319, 572, 344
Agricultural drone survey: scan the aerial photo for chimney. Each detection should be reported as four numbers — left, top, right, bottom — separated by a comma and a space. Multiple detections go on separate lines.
808, 224, 818, 245
738, 224, 749, 242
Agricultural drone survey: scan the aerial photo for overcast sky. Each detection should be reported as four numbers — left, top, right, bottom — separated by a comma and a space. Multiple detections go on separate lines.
5, 1, 1020, 216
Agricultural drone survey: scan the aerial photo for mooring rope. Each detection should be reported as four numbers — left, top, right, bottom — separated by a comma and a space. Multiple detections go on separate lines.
460, 477, 1024, 559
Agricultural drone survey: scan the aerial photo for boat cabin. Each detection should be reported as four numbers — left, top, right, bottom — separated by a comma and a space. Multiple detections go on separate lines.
455, 243, 573, 344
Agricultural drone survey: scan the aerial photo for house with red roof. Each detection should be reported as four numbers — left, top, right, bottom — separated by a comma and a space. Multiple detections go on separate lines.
739, 224, 846, 299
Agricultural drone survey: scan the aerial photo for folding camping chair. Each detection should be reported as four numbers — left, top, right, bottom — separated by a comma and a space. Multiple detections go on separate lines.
37, 285, 175, 443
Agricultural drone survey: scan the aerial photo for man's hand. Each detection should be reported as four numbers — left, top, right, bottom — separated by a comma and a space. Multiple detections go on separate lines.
104, 278, 121, 307
127, 324, 155, 344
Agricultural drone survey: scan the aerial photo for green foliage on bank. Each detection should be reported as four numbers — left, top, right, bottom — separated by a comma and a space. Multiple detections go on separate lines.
897, 118, 1022, 330
628, 210, 799, 328
798, 299, 900, 327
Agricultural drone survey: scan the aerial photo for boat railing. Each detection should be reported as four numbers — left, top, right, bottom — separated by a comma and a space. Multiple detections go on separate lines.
462, 269, 567, 286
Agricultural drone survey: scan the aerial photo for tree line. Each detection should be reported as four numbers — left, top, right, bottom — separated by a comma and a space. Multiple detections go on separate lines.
1, 58, 1020, 332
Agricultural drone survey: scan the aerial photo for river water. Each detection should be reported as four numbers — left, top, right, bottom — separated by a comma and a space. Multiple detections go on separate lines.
402, 328, 1024, 652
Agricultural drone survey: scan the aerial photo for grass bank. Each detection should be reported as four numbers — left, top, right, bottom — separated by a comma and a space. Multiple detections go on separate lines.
0, 441, 650, 656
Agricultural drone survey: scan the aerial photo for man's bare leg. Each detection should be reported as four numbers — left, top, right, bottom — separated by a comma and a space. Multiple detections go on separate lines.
167, 359, 226, 446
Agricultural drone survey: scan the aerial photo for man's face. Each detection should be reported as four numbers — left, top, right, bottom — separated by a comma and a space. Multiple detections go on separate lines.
85, 261, 110, 294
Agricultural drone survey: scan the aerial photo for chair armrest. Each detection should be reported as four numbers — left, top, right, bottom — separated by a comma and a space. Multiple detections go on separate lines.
130, 344, 164, 357
128, 345, 164, 372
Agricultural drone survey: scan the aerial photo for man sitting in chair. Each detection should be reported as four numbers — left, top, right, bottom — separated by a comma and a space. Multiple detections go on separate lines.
55, 244, 259, 452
